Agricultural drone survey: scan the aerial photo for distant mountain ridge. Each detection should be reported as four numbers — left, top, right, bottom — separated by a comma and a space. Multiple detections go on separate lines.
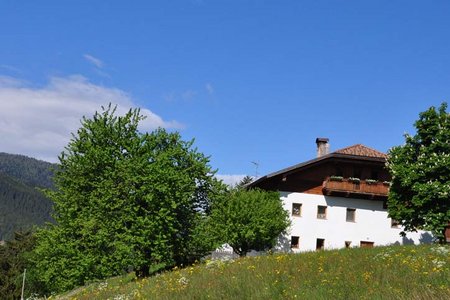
0, 152, 55, 189
0, 153, 55, 240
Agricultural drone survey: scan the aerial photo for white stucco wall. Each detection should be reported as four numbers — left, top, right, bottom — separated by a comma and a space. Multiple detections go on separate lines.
278, 192, 434, 252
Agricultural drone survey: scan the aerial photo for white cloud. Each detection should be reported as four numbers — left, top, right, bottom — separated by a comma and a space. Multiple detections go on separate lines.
215, 174, 248, 187
0, 75, 183, 162
83, 54, 104, 68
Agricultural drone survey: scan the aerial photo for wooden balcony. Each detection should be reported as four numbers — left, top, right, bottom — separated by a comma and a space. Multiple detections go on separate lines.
322, 177, 389, 200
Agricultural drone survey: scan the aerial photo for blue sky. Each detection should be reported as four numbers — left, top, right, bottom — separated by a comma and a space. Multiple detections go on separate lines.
1, 1, 450, 183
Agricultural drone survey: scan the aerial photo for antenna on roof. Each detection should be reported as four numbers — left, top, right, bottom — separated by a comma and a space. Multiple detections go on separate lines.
251, 161, 259, 179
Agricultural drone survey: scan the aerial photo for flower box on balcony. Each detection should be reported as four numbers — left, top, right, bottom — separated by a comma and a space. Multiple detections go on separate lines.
365, 179, 378, 185
330, 175, 343, 182
323, 176, 389, 199
348, 177, 361, 183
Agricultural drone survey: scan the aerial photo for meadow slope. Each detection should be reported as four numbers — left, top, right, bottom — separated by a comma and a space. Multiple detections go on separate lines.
53, 244, 450, 300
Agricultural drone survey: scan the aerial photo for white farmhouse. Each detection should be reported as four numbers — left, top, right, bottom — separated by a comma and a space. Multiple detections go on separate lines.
249, 138, 434, 252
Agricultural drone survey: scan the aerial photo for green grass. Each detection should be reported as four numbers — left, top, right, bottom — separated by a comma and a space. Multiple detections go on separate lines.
52, 244, 450, 300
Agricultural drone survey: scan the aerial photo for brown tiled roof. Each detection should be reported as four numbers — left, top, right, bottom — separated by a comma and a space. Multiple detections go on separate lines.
333, 144, 387, 159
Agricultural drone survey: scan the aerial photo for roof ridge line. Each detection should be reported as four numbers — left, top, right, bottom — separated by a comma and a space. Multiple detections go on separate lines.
333, 144, 387, 158
332, 143, 363, 154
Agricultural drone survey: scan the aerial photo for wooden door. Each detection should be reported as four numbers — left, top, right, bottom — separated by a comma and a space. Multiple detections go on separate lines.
360, 241, 374, 248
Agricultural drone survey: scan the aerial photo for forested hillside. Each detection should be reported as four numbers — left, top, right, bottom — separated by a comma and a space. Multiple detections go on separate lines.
0, 152, 54, 188
0, 153, 54, 240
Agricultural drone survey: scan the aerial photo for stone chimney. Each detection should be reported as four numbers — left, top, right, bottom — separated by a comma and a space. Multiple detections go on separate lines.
316, 138, 330, 157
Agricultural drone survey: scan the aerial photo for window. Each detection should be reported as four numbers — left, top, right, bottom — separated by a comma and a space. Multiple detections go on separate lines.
317, 205, 327, 219
345, 241, 352, 248
291, 236, 300, 248
292, 203, 302, 216
316, 238, 325, 250
360, 241, 374, 248
391, 219, 401, 228
346, 208, 356, 222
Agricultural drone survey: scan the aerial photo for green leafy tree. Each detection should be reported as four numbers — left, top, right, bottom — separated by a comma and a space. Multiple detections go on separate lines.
209, 188, 290, 256
30, 105, 223, 293
387, 102, 450, 242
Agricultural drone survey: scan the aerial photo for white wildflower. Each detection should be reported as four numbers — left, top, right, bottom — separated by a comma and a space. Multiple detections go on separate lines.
432, 258, 446, 268
98, 281, 108, 291
374, 249, 394, 260
112, 294, 129, 300
431, 246, 450, 255
178, 276, 189, 286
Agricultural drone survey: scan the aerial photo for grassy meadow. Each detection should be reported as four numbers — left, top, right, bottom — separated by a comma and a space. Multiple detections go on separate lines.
51, 244, 450, 300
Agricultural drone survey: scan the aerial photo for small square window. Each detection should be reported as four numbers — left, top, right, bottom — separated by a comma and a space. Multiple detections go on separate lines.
317, 205, 327, 219
346, 208, 356, 222
391, 219, 401, 228
292, 203, 302, 216
316, 238, 325, 250
291, 236, 300, 248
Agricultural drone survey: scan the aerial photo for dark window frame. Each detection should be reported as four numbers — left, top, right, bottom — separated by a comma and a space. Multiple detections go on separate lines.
346, 208, 356, 222
292, 203, 302, 217
317, 205, 327, 219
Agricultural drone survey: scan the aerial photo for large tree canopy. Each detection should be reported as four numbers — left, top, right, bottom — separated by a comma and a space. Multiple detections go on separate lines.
387, 102, 450, 242
31, 105, 223, 293
208, 187, 290, 257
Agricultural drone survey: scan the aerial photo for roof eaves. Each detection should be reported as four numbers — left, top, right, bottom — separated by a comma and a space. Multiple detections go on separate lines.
249, 154, 331, 187
249, 152, 386, 187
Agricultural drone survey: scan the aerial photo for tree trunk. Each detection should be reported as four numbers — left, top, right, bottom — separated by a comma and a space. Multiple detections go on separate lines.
442, 224, 450, 244
135, 265, 149, 278
233, 246, 247, 257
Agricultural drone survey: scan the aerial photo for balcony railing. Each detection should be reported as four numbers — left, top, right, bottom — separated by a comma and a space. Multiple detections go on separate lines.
322, 177, 389, 199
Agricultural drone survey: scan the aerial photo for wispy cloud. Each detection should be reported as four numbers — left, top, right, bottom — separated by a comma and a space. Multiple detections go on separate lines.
215, 174, 248, 186
83, 54, 104, 68
93, 68, 112, 79
162, 84, 214, 103
163, 92, 176, 102
0, 75, 26, 88
182, 90, 197, 101
163, 90, 198, 102
0, 75, 183, 162
0, 65, 22, 74
205, 83, 214, 95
